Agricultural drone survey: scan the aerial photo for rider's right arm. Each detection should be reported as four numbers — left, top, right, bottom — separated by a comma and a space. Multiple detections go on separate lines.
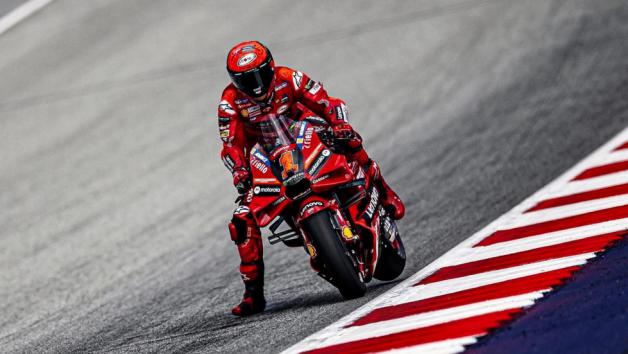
218, 92, 248, 176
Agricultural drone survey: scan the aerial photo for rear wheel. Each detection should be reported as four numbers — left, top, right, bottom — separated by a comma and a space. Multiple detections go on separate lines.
302, 210, 367, 299
374, 218, 406, 281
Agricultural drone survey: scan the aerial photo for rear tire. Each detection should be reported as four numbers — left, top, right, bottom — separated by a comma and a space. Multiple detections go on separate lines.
302, 211, 367, 299
374, 221, 406, 281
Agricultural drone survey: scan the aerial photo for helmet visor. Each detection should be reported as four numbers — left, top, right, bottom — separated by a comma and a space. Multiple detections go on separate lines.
229, 60, 274, 98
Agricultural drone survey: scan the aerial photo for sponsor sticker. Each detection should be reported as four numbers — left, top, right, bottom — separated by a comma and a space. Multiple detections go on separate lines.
342, 226, 354, 240
296, 123, 307, 147
298, 122, 307, 139
300, 201, 324, 217
253, 150, 270, 165
304, 116, 327, 125
312, 173, 330, 184
223, 155, 235, 168
253, 185, 281, 195
271, 195, 286, 206
308, 149, 331, 176
219, 100, 236, 115
292, 188, 312, 200
304, 127, 314, 148
247, 105, 261, 120
277, 105, 289, 114
292, 71, 303, 89
241, 45, 255, 53
306, 244, 317, 257
237, 53, 257, 67
222, 156, 235, 172
340, 103, 348, 121
304, 79, 314, 91
363, 187, 379, 222
335, 106, 345, 121
283, 171, 305, 186
252, 159, 269, 173
308, 82, 322, 95
274, 82, 288, 91
234, 205, 250, 214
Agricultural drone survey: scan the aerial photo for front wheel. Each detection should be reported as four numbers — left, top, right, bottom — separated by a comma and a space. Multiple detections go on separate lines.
302, 210, 367, 299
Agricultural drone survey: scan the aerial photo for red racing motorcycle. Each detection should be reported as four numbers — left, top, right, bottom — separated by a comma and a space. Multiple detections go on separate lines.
246, 113, 406, 299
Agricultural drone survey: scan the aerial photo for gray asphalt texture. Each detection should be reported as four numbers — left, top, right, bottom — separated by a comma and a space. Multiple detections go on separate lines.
0, 0, 627, 353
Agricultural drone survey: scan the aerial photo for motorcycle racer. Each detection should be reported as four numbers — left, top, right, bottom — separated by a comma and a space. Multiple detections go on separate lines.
217, 40, 405, 316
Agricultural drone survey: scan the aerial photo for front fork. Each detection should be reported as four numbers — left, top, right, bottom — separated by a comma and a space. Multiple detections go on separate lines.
297, 198, 368, 283
328, 207, 368, 282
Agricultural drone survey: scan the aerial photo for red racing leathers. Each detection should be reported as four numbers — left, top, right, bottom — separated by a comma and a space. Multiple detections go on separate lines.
219, 67, 366, 177
217, 66, 403, 315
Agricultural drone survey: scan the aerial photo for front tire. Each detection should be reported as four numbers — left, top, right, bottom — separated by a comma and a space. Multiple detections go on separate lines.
302, 211, 367, 299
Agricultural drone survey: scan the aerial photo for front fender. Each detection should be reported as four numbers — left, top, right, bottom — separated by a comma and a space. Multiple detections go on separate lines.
295, 196, 334, 225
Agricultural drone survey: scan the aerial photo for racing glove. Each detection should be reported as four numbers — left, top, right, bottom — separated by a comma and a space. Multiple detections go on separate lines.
233, 168, 251, 194
332, 123, 355, 141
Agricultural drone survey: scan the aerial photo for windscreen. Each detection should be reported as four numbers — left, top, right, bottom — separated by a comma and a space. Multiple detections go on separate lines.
254, 114, 305, 186
256, 114, 296, 154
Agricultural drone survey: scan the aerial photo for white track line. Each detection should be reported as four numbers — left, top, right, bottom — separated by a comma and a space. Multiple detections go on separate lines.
0, 0, 55, 36
282, 127, 628, 354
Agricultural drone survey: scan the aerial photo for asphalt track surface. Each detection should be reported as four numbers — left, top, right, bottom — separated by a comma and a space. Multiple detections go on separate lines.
0, 1, 627, 353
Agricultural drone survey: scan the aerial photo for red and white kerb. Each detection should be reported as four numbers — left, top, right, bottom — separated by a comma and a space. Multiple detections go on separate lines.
283, 126, 628, 354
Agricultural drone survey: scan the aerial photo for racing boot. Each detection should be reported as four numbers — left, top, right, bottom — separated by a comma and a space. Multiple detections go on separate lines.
232, 261, 266, 316
365, 159, 405, 220
232, 279, 266, 316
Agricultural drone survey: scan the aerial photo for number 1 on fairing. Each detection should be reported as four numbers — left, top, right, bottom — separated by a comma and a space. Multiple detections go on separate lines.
279, 151, 298, 179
